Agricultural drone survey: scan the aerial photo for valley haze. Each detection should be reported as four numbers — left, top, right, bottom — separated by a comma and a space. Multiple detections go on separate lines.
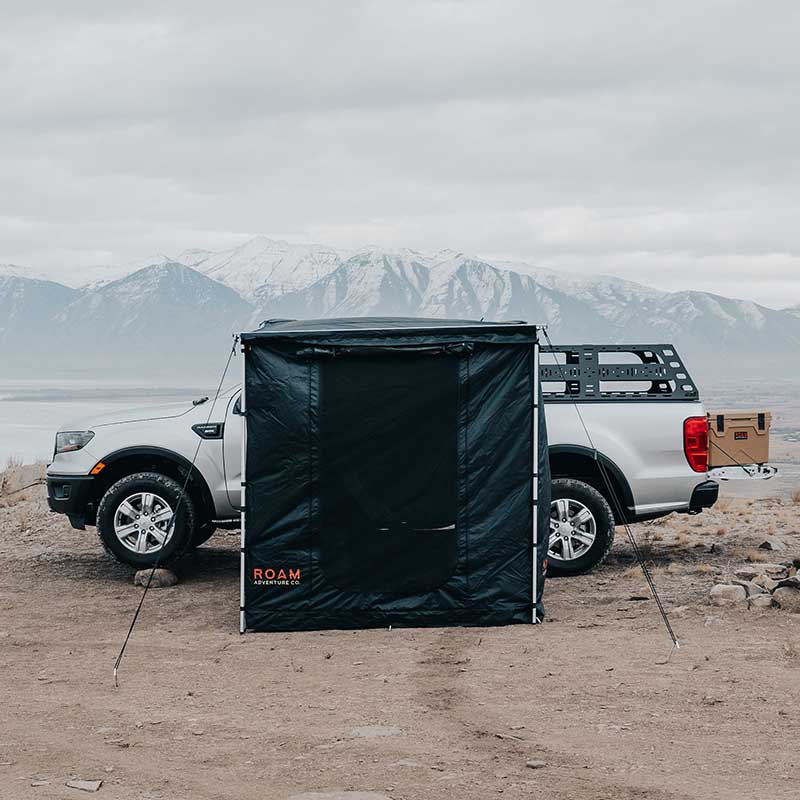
1, 235, 798, 382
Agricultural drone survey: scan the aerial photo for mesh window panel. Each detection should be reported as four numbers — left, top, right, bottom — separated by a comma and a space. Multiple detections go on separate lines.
318, 354, 459, 594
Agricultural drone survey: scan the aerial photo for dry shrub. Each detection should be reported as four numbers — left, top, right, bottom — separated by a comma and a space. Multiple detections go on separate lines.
0, 470, 19, 508
792, 489, 800, 505
692, 564, 716, 574
652, 532, 664, 542
746, 550, 769, 563
17, 505, 30, 532
0, 474, 31, 510
716, 527, 728, 536
783, 641, 800, 659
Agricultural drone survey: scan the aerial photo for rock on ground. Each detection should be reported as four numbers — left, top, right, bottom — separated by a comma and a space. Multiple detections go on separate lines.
753, 574, 780, 592
749, 594, 774, 609
758, 539, 785, 552
773, 587, 800, 613
134, 568, 178, 588
734, 567, 760, 580
709, 584, 747, 606
774, 575, 800, 590
731, 580, 766, 596
65, 779, 103, 792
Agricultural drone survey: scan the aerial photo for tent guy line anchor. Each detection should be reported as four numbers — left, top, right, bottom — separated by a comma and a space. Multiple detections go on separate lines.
0, 479, 46, 497
541, 327, 680, 651
113, 335, 240, 688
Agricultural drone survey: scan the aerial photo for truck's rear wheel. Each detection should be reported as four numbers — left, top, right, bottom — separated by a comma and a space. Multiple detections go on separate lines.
547, 478, 615, 576
96, 472, 196, 568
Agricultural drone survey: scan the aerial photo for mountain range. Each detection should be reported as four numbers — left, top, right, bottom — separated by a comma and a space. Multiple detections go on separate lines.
1, 238, 799, 382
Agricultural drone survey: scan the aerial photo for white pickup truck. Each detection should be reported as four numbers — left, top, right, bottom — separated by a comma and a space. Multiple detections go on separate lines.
46, 340, 718, 575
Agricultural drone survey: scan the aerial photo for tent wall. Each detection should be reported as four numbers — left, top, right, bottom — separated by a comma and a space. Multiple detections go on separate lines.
242, 325, 548, 632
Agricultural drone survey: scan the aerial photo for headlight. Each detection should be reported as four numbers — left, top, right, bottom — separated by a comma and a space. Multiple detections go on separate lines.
55, 431, 95, 454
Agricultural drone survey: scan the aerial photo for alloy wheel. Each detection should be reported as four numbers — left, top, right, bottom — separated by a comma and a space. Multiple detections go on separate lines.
548, 497, 597, 562
113, 492, 175, 555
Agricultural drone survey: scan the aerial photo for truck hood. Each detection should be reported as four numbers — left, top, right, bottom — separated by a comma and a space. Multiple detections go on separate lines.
60, 400, 200, 431
56, 386, 240, 432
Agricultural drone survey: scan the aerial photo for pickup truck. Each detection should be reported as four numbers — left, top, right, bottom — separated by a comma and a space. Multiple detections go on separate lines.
46, 341, 718, 575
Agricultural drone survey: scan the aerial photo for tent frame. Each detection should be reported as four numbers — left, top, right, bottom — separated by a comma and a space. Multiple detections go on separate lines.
238, 321, 543, 633
532, 337, 540, 623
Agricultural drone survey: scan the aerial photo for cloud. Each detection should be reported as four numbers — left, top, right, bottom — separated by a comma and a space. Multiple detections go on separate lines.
1, 0, 799, 307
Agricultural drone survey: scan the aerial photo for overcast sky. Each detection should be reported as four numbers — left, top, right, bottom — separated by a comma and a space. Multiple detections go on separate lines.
2, 1, 799, 308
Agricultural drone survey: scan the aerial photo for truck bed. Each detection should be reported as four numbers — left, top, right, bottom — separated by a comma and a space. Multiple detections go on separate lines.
541, 343, 714, 520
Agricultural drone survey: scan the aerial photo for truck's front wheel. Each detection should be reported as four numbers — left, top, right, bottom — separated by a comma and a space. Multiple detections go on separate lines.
96, 472, 196, 568
547, 478, 615, 576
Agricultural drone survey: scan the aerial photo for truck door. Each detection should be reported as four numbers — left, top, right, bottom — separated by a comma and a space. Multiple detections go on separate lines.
223, 390, 243, 509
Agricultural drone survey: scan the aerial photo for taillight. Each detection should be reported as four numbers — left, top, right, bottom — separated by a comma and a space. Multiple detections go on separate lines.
684, 416, 709, 472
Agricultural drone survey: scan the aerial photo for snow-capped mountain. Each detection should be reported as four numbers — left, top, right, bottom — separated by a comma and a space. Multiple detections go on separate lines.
181, 236, 343, 303
46, 254, 177, 291
1, 263, 49, 281
0, 271, 79, 339
43, 262, 252, 377
261, 250, 616, 341
57, 261, 250, 333
1, 237, 799, 379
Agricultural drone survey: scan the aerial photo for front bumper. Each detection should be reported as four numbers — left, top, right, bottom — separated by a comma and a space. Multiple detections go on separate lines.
46, 473, 97, 529
689, 480, 719, 511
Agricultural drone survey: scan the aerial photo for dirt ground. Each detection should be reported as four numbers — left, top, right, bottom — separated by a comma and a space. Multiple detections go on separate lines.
2, 465, 800, 800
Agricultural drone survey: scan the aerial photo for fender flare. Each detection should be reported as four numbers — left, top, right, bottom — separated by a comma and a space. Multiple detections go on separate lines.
96, 446, 215, 514
548, 444, 635, 521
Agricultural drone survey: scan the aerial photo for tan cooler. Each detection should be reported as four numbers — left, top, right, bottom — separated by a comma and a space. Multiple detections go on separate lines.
707, 410, 771, 467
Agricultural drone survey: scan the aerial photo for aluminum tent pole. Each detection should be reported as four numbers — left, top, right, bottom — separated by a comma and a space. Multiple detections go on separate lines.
532, 330, 541, 623
239, 339, 247, 634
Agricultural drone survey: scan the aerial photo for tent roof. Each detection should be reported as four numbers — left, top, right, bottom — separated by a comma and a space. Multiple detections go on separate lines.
241, 316, 541, 342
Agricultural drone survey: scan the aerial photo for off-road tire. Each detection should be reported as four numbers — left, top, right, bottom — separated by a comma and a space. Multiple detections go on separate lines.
96, 472, 197, 568
547, 478, 615, 576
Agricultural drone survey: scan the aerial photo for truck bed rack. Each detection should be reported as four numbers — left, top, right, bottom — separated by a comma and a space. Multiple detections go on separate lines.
541, 344, 698, 403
